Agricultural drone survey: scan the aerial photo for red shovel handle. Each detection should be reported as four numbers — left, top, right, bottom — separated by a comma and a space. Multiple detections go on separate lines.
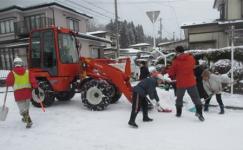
39, 100, 45, 112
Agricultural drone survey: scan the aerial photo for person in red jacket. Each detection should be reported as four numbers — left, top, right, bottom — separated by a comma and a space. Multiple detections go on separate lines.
167, 46, 204, 121
6, 57, 38, 128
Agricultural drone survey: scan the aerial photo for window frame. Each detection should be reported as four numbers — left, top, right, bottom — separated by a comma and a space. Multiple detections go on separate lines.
66, 17, 79, 32
0, 18, 15, 34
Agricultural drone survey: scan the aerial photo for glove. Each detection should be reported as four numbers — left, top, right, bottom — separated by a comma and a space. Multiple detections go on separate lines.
34, 88, 39, 95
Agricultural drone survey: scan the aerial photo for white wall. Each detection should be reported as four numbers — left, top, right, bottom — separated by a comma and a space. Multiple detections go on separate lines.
227, 0, 242, 20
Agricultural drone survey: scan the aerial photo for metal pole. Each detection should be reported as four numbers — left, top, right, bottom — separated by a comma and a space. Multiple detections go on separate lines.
231, 25, 234, 94
153, 22, 156, 49
115, 0, 120, 58
159, 18, 162, 40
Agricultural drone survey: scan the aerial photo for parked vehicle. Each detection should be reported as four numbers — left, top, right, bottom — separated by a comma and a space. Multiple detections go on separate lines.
28, 26, 133, 110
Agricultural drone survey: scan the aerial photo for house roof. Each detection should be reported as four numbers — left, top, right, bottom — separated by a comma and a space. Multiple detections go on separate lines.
181, 21, 218, 29
158, 40, 186, 47
129, 43, 151, 47
77, 32, 112, 44
0, 2, 92, 19
87, 31, 108, 35
181, 19, 243, 29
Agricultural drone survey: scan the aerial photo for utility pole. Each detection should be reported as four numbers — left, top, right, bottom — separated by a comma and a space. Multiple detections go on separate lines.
115, 0, 119, 58
173, 32, 175, 41
230, 25, 235, 94
159, 18, 162, 40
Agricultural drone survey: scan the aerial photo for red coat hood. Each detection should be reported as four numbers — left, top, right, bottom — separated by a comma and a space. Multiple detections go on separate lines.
13, 67, 27, 75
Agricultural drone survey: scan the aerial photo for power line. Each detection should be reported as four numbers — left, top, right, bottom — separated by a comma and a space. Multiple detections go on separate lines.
93, 0, 176, 4
66, 0, 114, 20
54, 0, 112, 21
78, 0, 115, 16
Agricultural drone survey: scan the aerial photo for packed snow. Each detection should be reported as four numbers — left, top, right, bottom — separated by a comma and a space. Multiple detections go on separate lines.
0, 86, 243, 150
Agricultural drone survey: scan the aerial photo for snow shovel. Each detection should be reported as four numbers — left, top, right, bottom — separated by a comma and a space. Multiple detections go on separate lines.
32, 88, 45, 112
188, 95, 214, 112
0, 87, 9, 121
146, 96, 172, 113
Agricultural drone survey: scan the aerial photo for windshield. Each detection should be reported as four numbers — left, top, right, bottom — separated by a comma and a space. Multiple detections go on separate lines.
58, 33, 79, 63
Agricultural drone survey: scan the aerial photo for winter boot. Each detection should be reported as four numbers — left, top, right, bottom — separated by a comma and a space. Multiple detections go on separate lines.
21, 112, 28, 123
128, 113, 138, 128
176, 106, 182, 117
142, 107, 153, 122
143, 116, 153, 122
25, 111, 33, 128
195, 105, 205, 122
204, 104, 209, 112
219, 105, 225, 114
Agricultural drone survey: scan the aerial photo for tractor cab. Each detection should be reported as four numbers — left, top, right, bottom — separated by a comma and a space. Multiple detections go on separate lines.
29, 27, 80, 107
29, 27, 80, 77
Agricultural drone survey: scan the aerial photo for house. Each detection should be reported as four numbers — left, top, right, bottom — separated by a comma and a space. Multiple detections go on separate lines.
0, 2, 111, 70
158, 40, 188, 52
87, 31, 117, 58
181, 0, 243, 50
129, 43, 151, 51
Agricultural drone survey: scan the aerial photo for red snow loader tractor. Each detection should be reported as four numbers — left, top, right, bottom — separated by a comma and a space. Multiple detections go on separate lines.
29, 26, 133, 110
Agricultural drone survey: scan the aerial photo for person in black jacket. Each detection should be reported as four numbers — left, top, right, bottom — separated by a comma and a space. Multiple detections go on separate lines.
139, 61, 150, 80
194, 60, 208, 101
128, 74, 164, 128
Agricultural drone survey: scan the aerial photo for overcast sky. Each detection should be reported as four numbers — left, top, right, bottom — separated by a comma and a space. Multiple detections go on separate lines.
0, 0, 219, 39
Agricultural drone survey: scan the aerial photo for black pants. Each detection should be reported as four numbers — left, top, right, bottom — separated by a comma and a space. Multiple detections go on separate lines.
130, 92, 149, 119
205, 94, 224, 106
176, 85, 202, 107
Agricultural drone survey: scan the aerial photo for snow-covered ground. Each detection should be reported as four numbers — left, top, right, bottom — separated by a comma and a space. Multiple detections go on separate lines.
0, 87, 243, 150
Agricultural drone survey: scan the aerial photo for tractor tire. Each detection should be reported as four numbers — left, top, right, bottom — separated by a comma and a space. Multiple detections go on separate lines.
108, 84, 122, 104
81, 79, 111, 111
31, 81, 55, 107
56, 91, 75, 101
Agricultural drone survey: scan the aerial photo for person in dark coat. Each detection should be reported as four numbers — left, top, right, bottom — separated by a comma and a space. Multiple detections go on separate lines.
194, 60, 208, 100
139, 61, 150, 80
167, 46, 204, 121
128, 74, 164, 128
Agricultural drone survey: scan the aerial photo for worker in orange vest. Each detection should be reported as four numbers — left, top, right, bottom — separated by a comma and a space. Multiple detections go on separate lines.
6, 57, 38, 128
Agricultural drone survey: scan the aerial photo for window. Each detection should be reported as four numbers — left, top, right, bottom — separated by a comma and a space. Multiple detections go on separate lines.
43, 31, 57, 75
0, 19, 15, 34
58, 33, 79, 64
24, 14, 45, 30
67, 18, 79, 32
30, 32, 41, 68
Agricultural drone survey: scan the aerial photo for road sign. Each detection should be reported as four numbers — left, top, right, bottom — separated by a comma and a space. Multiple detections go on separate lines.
146, 11, 160, 23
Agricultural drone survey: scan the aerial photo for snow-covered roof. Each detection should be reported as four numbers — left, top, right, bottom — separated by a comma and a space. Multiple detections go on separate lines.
181, 21, 217, 28
87, 31, 108, 35
0, 2, 92, 19
120, 48, 141, 53
77, 32, 112, 44
129, 43, 151, 47
182, 19, 243, 29
218, 20, 243, 25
